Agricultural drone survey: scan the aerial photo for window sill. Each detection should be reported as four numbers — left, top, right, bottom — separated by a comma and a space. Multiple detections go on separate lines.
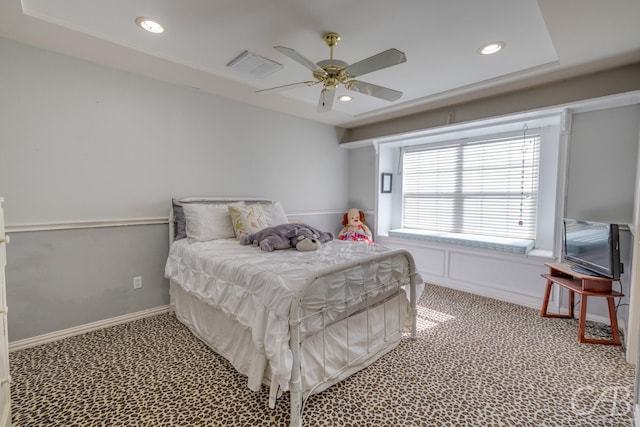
388, 228, 535, 254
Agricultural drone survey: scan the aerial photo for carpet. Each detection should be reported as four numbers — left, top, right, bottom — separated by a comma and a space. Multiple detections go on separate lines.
10, 285, 635, 426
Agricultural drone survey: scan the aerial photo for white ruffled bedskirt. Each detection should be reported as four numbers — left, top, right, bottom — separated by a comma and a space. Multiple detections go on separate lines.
165, 238, 420, 393
169, 281, 409, 397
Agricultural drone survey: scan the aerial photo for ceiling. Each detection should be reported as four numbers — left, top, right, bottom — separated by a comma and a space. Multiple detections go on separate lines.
1, 0, 639, 128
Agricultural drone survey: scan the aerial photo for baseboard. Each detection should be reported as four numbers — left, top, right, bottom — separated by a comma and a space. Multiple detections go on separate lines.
427, 278, 542, 312
430, 279, 618, 326
620, 319, 628, 349
9, 305, 170, 352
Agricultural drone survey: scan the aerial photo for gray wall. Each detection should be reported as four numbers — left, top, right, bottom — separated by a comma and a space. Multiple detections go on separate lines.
346, 83, 640, 331
343, 63, 640, 144
347, 147, 376, 211
3, 34, 639, 343
7, 225, 168, 339
348, 81, 640, 228
0, 38, 347, 223
0, 37, 349, 341
566, 105, 640, 224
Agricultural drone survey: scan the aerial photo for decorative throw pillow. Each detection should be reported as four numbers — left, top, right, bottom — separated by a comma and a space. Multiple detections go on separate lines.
183, 202, 244, 243
259, 201, 288, 226
228, 204, 270, 240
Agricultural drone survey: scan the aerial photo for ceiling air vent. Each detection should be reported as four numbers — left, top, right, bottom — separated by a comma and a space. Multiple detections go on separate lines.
227, 50, 283, 79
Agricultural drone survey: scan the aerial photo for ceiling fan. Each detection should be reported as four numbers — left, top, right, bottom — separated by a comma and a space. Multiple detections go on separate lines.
256, 32, 407, 112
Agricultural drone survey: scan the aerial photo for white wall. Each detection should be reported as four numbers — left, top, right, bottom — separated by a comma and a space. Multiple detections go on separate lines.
0, 37, 349, 341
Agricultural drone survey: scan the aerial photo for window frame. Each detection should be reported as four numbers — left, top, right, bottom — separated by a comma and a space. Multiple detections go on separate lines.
400, 131, 541, 241
374, 115, 563, 255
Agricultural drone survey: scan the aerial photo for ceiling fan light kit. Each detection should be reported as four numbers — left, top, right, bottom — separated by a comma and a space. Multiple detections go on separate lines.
256, 32, 407, 112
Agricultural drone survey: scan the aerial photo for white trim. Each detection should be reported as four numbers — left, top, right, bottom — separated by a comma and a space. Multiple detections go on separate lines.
8, 305, 170, 352
0, 404, 8, 427
620, 319, 629, 350
287, 209, 349, 216
6, 217, 169, 233
7, 209, 348, 234
635, 403, 639, 427
388, 229, 535, 254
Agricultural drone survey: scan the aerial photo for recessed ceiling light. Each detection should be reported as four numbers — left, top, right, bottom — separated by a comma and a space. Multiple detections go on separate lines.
338, 95, 352, 102
135, 16, 164, 34
479, 41, 505, 55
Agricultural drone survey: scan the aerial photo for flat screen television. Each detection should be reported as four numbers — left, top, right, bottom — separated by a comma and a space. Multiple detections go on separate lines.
562, 218, 621, 280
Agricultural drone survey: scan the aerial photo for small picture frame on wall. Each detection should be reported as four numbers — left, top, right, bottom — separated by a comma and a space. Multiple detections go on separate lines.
381, 173, 392, 193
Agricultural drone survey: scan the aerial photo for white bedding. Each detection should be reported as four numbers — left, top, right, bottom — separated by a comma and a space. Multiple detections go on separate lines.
164, 238, 419, 392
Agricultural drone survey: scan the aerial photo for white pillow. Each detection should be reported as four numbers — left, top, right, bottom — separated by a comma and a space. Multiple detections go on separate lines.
260, 201, 288, 226
183, 202, 244, 242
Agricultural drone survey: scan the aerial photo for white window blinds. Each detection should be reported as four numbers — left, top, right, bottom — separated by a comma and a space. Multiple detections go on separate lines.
402, 133, 540, 240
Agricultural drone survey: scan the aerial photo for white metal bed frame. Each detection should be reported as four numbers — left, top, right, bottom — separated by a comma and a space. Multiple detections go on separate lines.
168, 198, 418, 427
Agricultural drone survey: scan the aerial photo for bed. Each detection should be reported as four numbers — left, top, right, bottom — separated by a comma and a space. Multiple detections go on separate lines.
164, 197, 421, 426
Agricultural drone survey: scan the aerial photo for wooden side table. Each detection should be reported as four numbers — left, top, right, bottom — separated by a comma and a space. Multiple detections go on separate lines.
540, 262, 623, 347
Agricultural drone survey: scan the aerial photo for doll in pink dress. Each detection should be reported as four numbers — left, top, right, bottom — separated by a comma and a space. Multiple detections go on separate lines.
338, 208, 374, 244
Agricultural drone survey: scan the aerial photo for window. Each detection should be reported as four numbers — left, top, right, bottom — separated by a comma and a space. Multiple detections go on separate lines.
402, 133, 540, 240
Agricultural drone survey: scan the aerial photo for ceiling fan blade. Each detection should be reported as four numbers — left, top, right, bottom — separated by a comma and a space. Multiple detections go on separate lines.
255, 81, 318, 94
344, 48, 407, 78
346, 80, 403, 101
317, 89, 335, 112
274, 46, 327, 75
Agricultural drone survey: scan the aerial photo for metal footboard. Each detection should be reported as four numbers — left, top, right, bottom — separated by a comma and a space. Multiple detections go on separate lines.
287, 248, 418, 427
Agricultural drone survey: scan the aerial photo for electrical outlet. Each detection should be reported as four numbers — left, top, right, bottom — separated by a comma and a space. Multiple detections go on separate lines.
133, 276, 142, 289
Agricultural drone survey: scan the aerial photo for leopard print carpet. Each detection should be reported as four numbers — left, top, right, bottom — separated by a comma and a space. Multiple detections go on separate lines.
10, 285, 635, 426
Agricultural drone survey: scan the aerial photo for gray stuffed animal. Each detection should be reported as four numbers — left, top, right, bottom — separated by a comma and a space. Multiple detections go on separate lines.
241, 223, 334, 252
